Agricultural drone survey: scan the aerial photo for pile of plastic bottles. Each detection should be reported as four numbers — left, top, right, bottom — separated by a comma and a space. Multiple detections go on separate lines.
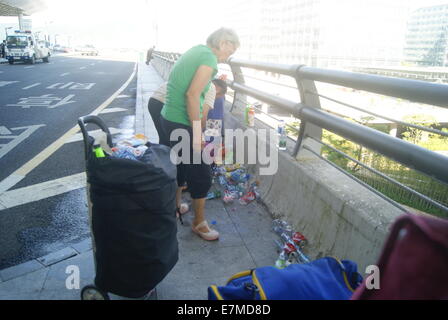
110, 134, 149, 161
272, 219, 311, 269
211, 164, 260, 205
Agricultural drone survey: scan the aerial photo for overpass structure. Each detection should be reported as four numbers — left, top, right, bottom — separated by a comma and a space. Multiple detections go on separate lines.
0, 0, 46, 30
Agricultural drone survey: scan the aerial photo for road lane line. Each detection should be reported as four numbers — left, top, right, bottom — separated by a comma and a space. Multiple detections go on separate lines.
60, 73, 70, 77
0, 63, 137, 193
80, 67, 86, 70
0, 173, 86, 211
22, 83, 41, 90
24, 66, 35, 69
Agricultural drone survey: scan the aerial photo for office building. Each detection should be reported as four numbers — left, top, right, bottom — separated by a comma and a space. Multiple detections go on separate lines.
403, 4, 448, 66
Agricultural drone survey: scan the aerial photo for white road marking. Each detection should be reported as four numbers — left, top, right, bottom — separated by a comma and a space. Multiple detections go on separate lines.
0, 81, 19, 87
6, 94, 76, 109
24, 66, 35, 69
47, 83, 63, 89
60, 72, 70, 77
80, 66, 86, 70
59, 82, 74, 89
0, 63, 137, 193
65, 127, 123, 143
0, 125, 45, 160
49, 94, 76, 108
69, 83, 95, 90
116, 95, 130, 98
0, 173, 86, 211
99, 107, 127, 114
22, 83, 41, 90
0, 126, 12, 135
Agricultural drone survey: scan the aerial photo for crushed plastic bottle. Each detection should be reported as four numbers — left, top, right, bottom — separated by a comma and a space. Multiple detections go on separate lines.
239, 191, 256, 205
275, 251, 288, 269
218, 175, 228, 186
224, 164, 242, 172
111, 145, 148, 161
206, 190, 222, 200
116, 134, 148, 148
223, 190, 239, 203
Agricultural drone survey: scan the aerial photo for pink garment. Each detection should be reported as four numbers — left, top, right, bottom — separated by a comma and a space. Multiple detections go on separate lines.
351, 213, 448, 300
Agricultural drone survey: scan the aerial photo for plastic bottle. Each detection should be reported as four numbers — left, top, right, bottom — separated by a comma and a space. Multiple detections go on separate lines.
111, 147, 138, 161
248, 107, 255, 127
278, 120, 287, 151
94, 144, 105, 158
206, 190, 222, 200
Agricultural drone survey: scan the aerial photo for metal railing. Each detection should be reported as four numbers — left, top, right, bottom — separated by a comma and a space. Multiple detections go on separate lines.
150, 51, 448, 216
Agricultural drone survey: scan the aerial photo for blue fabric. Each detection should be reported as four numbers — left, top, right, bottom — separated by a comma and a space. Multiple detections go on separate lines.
208, 257, 363, 300
207, 96, 224, 122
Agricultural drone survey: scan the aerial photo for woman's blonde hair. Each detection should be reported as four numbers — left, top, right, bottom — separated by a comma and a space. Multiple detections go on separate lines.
206, 27, 240, 49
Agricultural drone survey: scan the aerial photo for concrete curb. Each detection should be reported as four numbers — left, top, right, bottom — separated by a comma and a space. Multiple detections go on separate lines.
0, 238, 92, 283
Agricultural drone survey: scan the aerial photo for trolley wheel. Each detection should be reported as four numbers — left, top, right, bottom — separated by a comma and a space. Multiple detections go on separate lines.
81, 285, 110, 300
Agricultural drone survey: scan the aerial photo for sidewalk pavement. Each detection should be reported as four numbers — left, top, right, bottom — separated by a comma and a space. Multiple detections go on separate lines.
0, 59, 279, 300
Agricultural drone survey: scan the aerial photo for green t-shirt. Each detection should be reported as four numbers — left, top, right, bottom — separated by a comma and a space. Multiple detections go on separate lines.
161, 45, 218, 126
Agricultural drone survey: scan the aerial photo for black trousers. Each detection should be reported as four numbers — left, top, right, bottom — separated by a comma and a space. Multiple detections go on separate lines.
147, 98, 165, 144
160, 117, 212, 199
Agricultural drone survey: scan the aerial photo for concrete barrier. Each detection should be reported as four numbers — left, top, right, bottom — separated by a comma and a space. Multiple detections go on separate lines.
224, 102, 403, 272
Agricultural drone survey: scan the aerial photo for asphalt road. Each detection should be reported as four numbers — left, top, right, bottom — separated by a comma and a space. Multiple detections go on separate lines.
0, 53, 138, 269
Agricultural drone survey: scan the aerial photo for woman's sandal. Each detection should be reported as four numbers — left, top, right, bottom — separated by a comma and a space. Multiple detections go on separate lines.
192, 221, 219, 241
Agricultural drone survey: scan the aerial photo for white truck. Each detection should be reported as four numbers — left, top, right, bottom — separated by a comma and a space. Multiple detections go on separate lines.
5, 30, 51, 65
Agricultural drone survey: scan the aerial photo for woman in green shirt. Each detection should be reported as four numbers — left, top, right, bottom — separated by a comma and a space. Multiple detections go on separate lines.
160, 28, 240, 241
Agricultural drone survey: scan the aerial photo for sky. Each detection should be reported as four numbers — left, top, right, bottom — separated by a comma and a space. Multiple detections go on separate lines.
29, 0, 228, 50
1, 0, 448, 50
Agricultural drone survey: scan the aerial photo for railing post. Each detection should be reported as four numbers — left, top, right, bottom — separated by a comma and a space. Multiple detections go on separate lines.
294, 66, 323, 158
228, 57, 247, 113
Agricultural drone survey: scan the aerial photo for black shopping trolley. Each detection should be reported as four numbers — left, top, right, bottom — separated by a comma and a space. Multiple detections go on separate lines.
78, 115, 178, 300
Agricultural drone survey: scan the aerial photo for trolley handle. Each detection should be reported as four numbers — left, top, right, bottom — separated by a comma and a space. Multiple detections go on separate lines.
78, 115, 113, 159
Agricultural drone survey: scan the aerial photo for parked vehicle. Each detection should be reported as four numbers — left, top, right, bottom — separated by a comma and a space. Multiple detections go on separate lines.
5, 30, 51, 64
79, 44, 99, 56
